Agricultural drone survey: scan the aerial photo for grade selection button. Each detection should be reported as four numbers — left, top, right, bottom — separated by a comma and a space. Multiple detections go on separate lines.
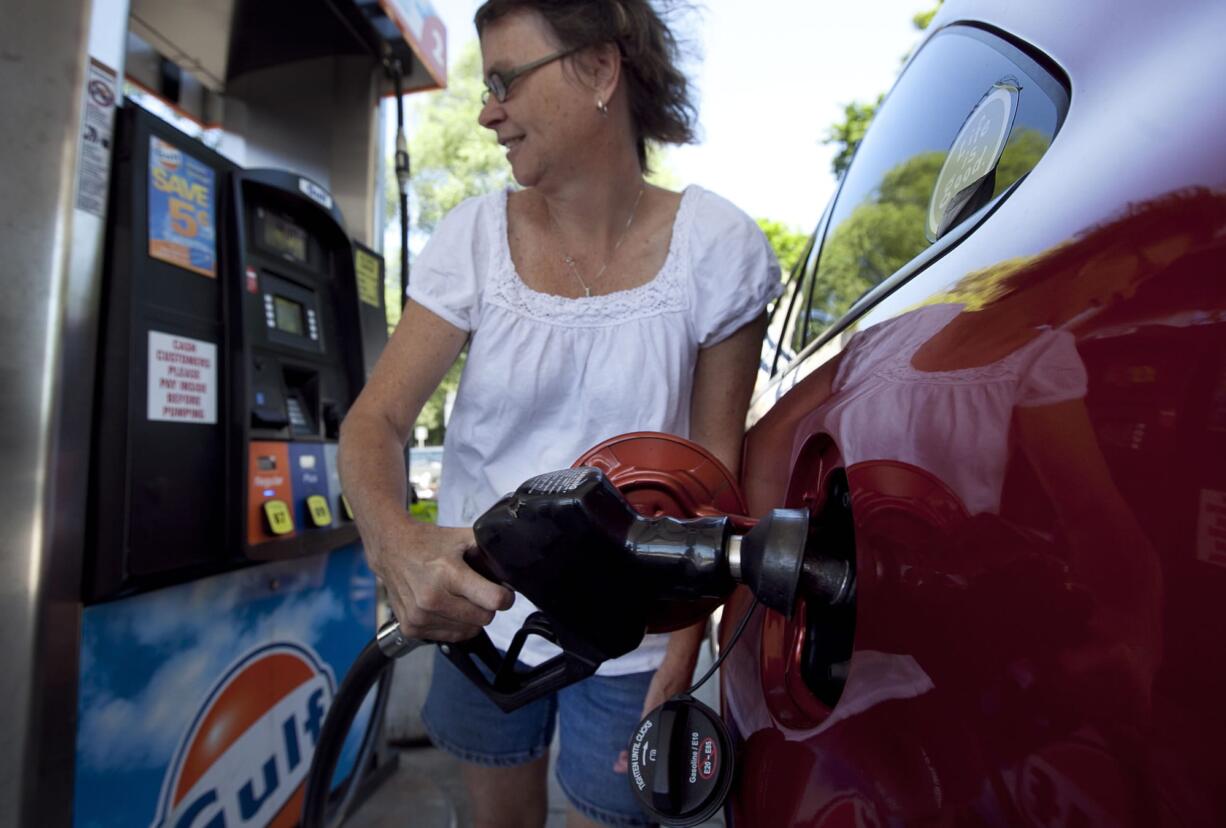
306, 494, 333, 527
263, 500, 294, 536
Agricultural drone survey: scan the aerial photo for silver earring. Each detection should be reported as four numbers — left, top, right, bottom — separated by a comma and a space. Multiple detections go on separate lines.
597, 98, 609, 117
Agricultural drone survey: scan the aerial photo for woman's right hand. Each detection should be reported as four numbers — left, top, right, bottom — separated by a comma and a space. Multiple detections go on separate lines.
367, 515, 515, 643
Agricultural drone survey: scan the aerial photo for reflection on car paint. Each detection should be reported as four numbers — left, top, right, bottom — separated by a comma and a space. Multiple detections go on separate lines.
730, 189, 1226, 824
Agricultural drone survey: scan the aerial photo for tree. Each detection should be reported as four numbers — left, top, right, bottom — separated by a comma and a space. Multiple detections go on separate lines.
912, 4, 941, 30
381, 43, 508, 445
806, 127, 1050, 322
821, 1, 943, 179
407, 42, 514, 234
756, 218, 809, 276
823, 97, 883, 180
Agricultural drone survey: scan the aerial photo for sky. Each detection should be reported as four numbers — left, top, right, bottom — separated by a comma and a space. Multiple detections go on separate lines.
410, 0, 929, 232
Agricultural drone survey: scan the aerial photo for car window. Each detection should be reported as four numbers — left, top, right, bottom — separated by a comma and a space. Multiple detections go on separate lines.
774, 237, 822, 371
759, 233, 812, 381
775, 25, 1068, 371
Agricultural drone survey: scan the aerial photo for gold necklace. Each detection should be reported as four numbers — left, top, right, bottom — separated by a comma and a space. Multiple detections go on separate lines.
550, 185, 646, 298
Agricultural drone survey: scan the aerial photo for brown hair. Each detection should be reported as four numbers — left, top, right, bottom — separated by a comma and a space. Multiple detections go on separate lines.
474, 0, 697, 170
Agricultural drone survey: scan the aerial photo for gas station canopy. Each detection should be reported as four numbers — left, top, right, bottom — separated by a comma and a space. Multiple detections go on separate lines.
129, 0, 447, 95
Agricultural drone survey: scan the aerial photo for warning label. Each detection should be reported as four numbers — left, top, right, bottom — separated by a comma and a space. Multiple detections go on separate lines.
147, 331, 217, 424
1197, 489, 1226, 567
355, 248, 382, 308
76, 58, 118, 216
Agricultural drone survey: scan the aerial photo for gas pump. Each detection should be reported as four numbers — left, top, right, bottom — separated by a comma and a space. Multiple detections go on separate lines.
0, 0, 450, 825
90, 101, 392, 599
79, 100, 392, 826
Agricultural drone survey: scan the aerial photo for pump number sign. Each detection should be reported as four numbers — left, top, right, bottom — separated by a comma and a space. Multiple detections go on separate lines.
148, 136, 217, 277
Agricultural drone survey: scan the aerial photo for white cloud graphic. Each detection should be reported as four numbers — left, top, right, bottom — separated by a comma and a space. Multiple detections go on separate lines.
77, 556, 349, 772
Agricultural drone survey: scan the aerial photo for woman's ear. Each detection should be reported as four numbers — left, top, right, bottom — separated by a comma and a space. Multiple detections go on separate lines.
577, 42, 622, 107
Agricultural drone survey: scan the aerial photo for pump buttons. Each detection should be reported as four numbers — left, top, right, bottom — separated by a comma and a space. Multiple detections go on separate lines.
629, 694, 734, 826
340, 494, 354, 520
263, 500, 294, 536
306, 494, 333, 527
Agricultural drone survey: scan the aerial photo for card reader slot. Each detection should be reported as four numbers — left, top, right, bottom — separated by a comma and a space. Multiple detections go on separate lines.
282, 364, 321, 438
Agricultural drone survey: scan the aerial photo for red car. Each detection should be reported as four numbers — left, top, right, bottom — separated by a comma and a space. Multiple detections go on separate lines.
723, 0, 1226, 824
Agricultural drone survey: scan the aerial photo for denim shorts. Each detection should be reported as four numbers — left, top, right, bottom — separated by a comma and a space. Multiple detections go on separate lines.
421, 647, 656, 826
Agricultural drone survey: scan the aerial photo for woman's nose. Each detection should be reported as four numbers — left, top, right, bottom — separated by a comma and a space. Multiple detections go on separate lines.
478, 97, 504, 129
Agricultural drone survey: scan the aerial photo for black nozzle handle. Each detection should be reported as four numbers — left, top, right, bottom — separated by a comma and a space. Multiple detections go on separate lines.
463, 543, 504, 585
440, 626, 601, 712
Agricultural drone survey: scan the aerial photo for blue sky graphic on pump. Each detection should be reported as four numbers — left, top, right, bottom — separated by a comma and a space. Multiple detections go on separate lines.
74, 546, 377, 828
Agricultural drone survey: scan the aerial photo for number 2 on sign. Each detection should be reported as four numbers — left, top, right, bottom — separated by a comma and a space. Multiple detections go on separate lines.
169, 198, 211, 238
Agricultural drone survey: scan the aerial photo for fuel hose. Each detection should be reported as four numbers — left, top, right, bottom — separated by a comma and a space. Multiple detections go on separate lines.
301, 622, 423, 828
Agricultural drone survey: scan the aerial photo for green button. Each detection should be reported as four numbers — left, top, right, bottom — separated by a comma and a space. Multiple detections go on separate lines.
307, 494, 333, 527
263, 500, 294, 535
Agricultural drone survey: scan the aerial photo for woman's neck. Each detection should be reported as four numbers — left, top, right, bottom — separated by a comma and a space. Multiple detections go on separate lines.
535, 148, 646, 249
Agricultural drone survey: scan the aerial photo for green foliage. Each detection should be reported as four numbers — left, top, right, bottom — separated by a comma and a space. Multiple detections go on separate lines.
807, 127, 1052, 324
912, 2, 942, 31
823, 96, 882, 180
993, 128, 1053, 195
414, 351, 466, 446
809, 153, 941, 320
755, 218, 808, 276
381, 42, 505, 445
821, 2, 943, 180
406, 42, 515, 233
383, 246, 403, 331
409, 499, 439, 523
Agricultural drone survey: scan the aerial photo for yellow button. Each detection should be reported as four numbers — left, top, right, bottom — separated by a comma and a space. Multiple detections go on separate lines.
340, 494, 354, 520
307, 494, 333, 527
263, 500, 294, 536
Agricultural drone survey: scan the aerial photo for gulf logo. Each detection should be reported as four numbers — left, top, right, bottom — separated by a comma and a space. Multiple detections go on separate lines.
151, 642, 335, 828
151, 136, 183, 173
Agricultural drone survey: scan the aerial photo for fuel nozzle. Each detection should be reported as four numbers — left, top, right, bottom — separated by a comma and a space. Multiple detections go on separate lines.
727, 511, 855, 616
469, 466, 850, 631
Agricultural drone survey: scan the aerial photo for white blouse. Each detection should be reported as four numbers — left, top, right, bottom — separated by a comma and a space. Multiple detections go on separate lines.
407, 185, 782, 675
824, 303, 1089, 517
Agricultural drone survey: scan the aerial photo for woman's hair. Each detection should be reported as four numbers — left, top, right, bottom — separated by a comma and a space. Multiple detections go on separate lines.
474, 0, 697, 170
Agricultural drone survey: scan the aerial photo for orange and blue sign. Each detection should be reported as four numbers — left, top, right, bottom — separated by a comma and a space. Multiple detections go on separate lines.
74, 547, 377, 827
149, 135, 217, 277
378, 0, 447, 89
155, 643, 334, 827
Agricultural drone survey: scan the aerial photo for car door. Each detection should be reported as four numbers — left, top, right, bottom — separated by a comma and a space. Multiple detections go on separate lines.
718, 12, 1226, 825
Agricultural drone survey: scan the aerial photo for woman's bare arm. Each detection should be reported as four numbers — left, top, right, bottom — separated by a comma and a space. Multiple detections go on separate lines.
339, 300, 512, 641
638, 313, 769, 719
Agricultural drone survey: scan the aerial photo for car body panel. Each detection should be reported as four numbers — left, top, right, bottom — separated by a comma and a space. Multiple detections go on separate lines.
727, 1, 1226, 824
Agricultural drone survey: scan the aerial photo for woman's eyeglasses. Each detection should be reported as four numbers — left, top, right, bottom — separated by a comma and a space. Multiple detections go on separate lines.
482, 47, 580, 105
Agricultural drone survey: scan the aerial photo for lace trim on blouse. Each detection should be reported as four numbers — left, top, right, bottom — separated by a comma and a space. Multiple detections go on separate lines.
875, 311, 1062, 388
484, 186, 695, 327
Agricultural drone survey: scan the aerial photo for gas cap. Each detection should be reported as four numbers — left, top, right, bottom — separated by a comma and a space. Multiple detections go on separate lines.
628, 694, 734, 826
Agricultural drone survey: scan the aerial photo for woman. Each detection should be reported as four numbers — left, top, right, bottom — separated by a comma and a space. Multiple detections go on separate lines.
338, 1, 781, 825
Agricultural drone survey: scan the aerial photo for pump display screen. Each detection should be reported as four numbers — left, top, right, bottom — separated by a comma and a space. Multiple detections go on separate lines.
273, 295, 306, 336
258, 209, 308, 264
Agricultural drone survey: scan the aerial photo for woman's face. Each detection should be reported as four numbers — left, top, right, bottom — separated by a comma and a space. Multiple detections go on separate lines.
477, 10, 598, 188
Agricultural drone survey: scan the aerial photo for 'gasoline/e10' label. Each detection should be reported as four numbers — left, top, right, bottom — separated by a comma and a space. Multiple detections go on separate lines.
148, 331, 217, 424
